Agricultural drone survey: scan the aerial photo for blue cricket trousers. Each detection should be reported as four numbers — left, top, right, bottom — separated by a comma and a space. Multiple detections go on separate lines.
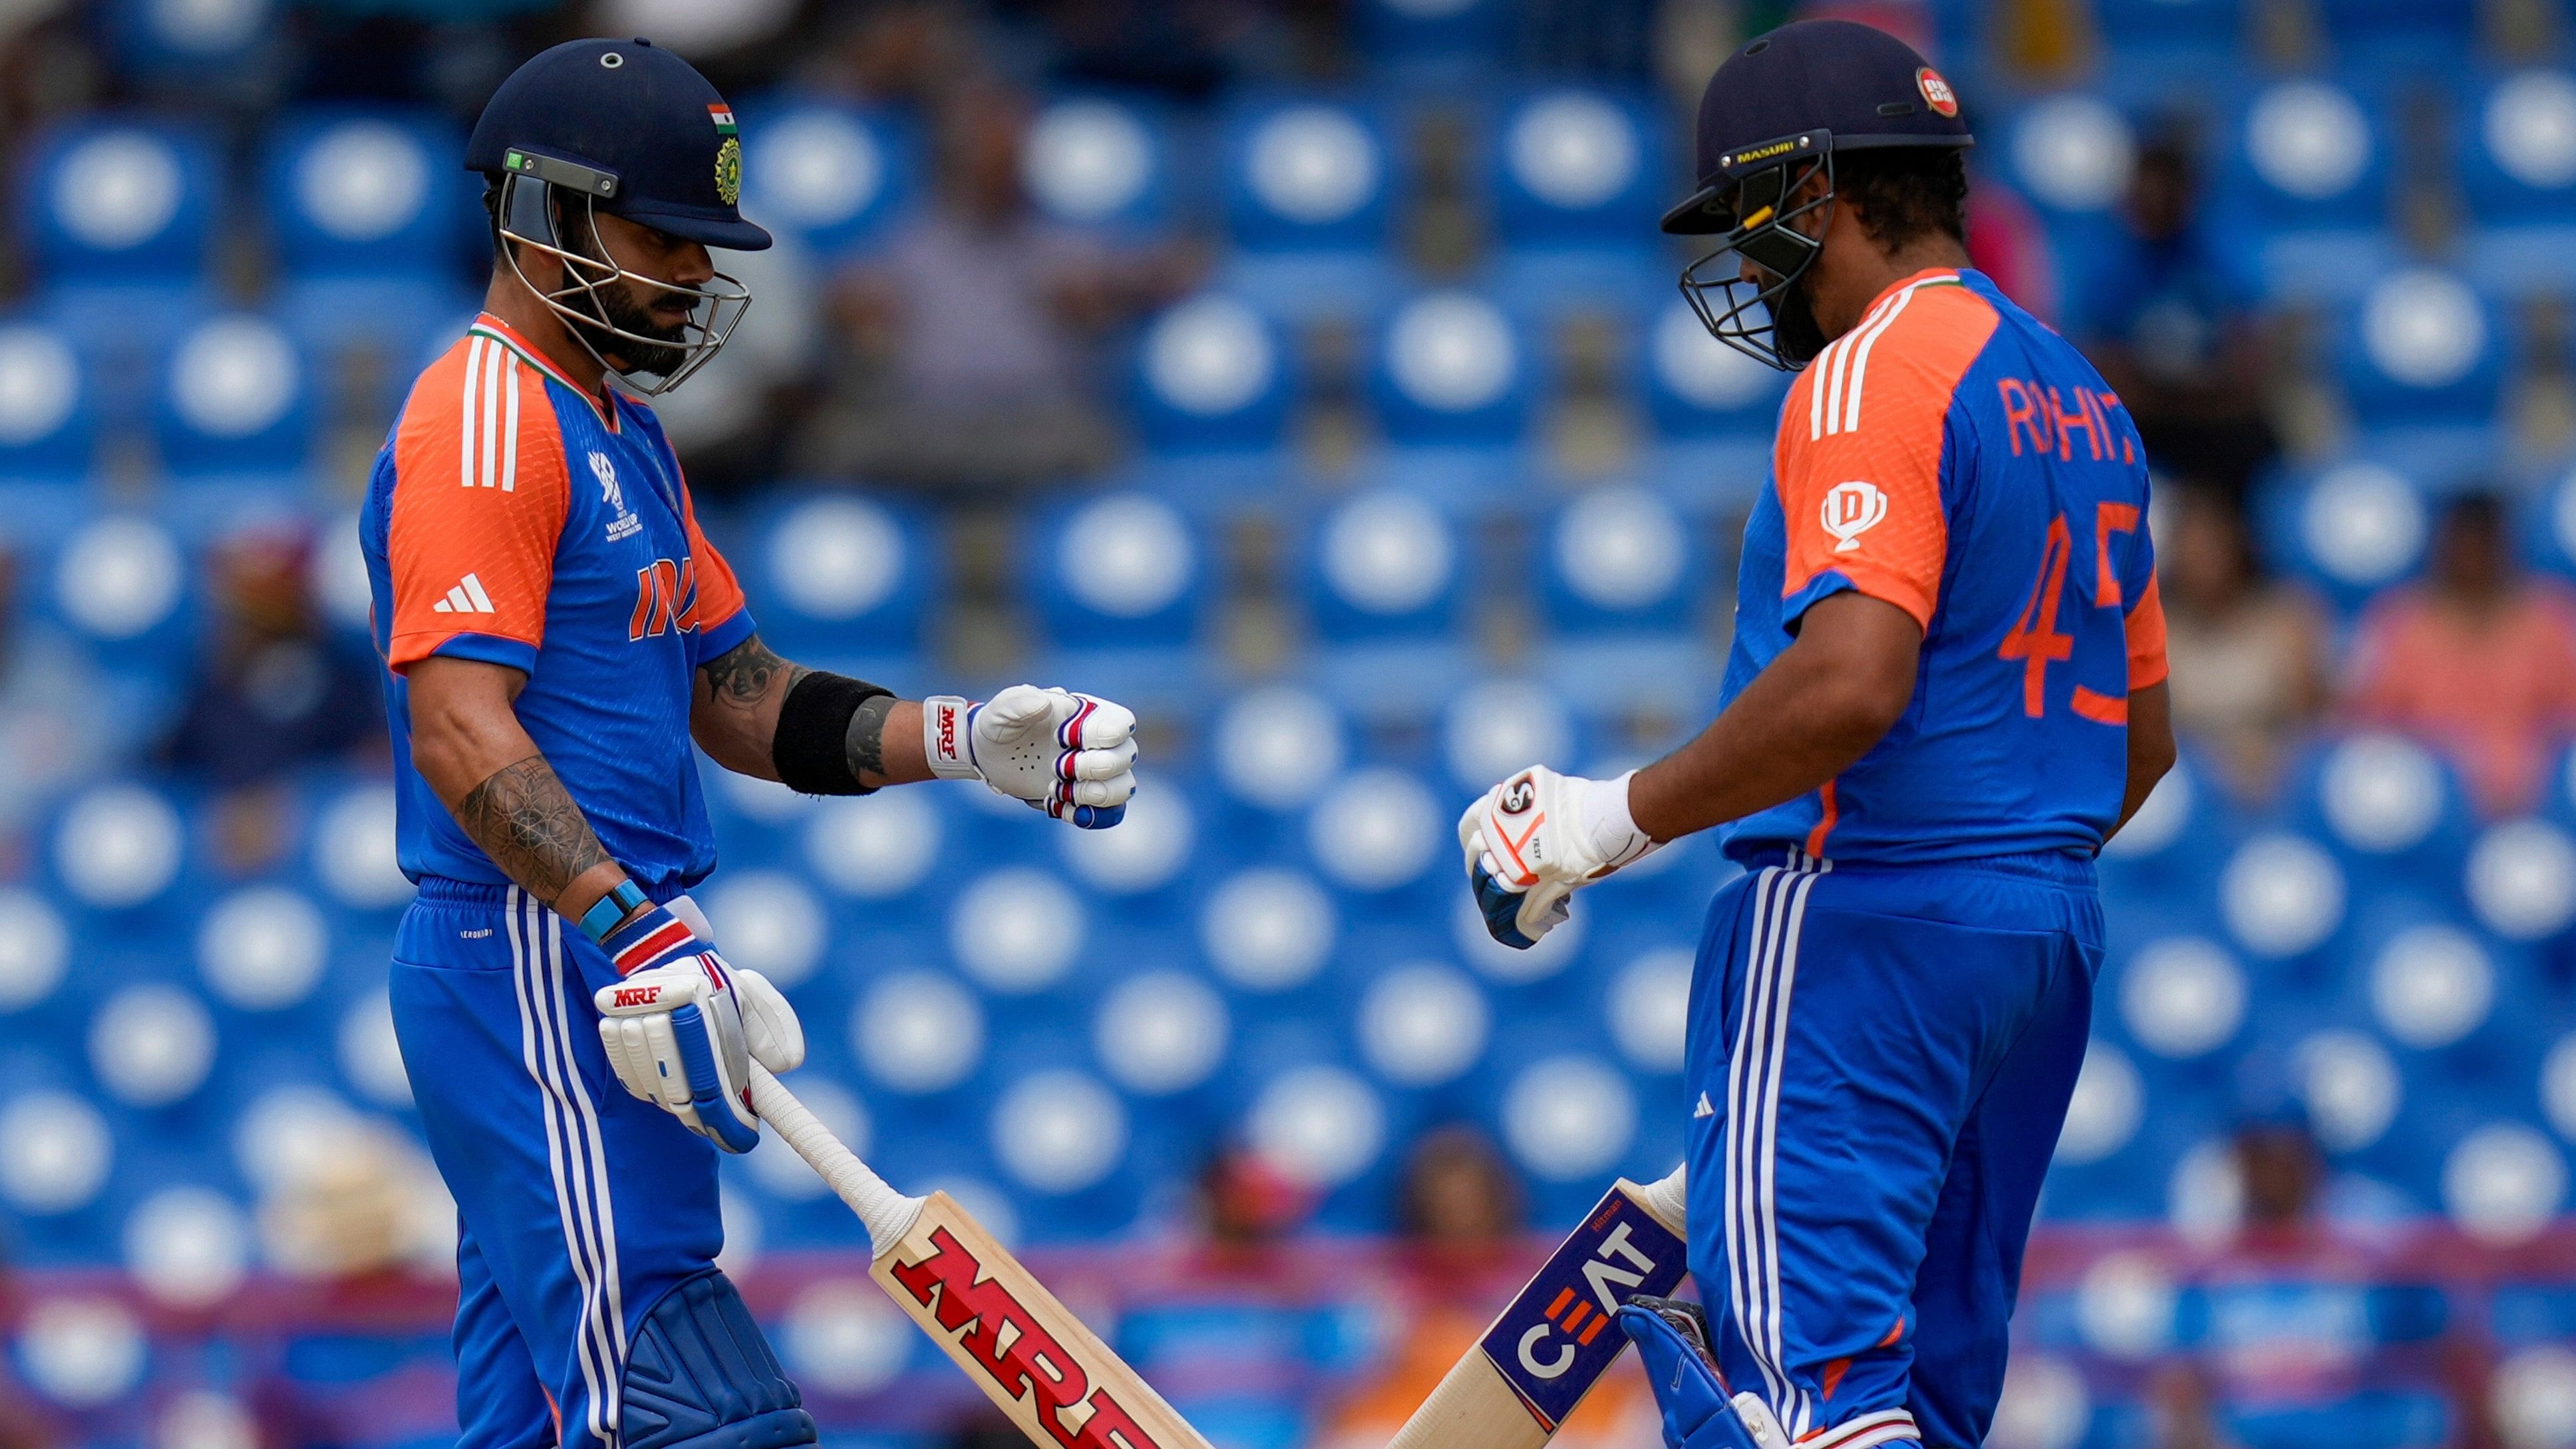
391, 879, 725, 1449
1683, 848, 2102, 1449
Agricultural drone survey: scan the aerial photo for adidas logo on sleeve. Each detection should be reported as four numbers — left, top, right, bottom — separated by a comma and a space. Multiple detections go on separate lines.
430, 573, 496, 615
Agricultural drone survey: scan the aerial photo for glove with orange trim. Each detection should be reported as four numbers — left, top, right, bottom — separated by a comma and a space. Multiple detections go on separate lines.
1458, 766, 1659, 948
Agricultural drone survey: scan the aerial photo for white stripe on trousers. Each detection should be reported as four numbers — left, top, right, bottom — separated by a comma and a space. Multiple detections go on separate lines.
508, 888, 627, 1446
1723, 852, 1830, 1438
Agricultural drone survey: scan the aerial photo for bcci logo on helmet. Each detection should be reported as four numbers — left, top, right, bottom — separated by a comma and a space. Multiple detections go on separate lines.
715, 137, 742, 206
1822, 480, 1888, 553
1917, 66, 1959, 118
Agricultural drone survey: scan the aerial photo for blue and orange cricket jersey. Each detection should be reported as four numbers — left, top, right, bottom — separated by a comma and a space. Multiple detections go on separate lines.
360, 313, 756, 889
1718, 267, 2168, 866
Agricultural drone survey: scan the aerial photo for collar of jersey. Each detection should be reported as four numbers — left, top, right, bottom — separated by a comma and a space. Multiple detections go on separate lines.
1859, 267, 1967, 317
468, 313, 621, 432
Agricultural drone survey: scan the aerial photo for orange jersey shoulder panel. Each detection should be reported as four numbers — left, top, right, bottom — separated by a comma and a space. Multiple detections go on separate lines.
384, 332, 573, 673
1774, 273, 2001, 629
2124, 572, 2170, 691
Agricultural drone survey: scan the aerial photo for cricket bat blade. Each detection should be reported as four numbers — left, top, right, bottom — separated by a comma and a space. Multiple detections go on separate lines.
1384, 1166, 1688, 1449
750, 1065, 1215, 1449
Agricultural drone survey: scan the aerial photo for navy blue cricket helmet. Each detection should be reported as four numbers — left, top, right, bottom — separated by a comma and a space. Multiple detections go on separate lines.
467, 37, 768, 393
1662, 21, 1973, 372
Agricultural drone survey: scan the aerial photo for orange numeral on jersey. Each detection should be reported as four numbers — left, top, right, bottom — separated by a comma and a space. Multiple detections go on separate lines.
1999, 515, 2074, 717
2001, 505, 2134, 724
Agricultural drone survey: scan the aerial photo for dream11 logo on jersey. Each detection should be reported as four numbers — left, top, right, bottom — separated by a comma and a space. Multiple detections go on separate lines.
1822, 480, 1889, 553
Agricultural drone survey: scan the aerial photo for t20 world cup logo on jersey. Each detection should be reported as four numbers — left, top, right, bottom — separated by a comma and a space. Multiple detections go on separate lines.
593, 450, 643, 542
1822, 480, 1889, 554
1478, 1189, 1689, 1430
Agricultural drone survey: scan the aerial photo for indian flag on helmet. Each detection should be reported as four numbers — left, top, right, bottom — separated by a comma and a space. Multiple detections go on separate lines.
708, 103, 737, 136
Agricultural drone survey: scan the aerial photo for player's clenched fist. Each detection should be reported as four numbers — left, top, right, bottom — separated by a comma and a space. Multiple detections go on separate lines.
921, 686, 1138, 828
592, 900, 805, 1154
1458, 765, 1660, 949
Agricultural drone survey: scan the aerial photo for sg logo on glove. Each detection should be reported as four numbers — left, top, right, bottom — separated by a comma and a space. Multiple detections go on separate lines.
1459, 766, 1659, 950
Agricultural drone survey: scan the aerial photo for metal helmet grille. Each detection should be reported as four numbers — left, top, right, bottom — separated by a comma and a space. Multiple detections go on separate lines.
1676, 148, 1836, 373
495, 170, 752, 396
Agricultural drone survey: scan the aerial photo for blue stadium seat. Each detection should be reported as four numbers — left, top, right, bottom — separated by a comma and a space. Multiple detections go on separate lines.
731, 492, 933, 673
2280, 733, 2476, 887
33, 510, 200, 693
2336, 269, 2507, 476
1369, 289, 1533, 446
1484, 88, 1667, 314
1533, 484, 1717, 716
153, 312, 315, 477
2461, 69, 2576, 297
740, 99, 916, 258
2255, 460, 2430, 609
1301, 486, 1462, 645
1999, 92, 2141, 317
1128, 291, 1295, 456
21, 117, 222, 357
0, 319, 96, 480
2212, 78, 2395, 303
1641, 296, 1790, 440
2314, 0, 2476, 71
104, 0, 272, 74
1026, 490, 1207, 650
1355, 0, 1508, 77
2090, 0, 2242, 94
1218, 96, 1399, 322
1022, 95, 1173, 238
261, 107, 473, 365
21, 117, 218, 283
261, 108, 462, 277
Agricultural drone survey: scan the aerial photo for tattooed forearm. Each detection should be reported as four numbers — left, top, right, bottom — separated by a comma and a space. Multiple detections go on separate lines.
455, 755, 610, 904
700, 634, 804, 714
845, 693, 899, 782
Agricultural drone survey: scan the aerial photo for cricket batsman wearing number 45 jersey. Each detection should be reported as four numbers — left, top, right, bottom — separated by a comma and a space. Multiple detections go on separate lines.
1457, 21, 2177, 1449
361, 39, 1140, 1449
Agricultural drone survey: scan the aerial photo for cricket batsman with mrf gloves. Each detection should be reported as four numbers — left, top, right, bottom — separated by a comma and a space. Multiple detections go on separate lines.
361, 40, 1138, 1449
1458, 21, 2177, 1449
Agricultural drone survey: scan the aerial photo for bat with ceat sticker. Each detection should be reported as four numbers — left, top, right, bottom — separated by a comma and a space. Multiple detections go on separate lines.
1386, 1165, 1689, 1449
748, 1064, 1213, 1449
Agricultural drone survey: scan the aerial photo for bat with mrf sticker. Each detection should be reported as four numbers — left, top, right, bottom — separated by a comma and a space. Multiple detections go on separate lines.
747, 1064, 1213, 1449
1386, 1165, 1689, 1449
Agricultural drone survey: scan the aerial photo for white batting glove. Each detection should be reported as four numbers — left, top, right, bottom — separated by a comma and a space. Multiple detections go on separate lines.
1458, 766, 1660, 949
592, 898, 805, 1153
923, 686, 1138, 828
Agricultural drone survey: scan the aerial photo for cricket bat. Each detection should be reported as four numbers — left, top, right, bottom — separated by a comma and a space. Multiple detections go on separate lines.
1384, 1165, 1689, 1449
748, 1064, 1213, 1449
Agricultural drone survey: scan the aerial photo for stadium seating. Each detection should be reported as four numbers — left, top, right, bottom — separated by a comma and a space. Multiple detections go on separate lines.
740, 99, 917, 258
2, 16, 2574, 1439
2214, 77, 2398, 303
1218, 95, 1400, 321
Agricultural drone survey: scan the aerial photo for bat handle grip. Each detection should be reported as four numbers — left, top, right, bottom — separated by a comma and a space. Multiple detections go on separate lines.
1637, 1162, 1688, 1233
747, 1062, 924, 1257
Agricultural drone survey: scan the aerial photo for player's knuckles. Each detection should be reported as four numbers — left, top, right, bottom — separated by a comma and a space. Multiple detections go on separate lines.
1068, 744, 1135, 780
1076, 697, 1137, 746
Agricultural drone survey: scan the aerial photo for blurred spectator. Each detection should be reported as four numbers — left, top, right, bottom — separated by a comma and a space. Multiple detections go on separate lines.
0, 546, 114, 840
1323, 1130, 1655, 1449
2148, 1116, 2445, 1449
1114, 1149, 1347, 1449
162, 529, 381, 789
2160, 488, 2331, 802
2073, 136, 2277, 500
2346, 491, 2576, 816
794, 83, 1201, 493
1966, 170, 2059, 324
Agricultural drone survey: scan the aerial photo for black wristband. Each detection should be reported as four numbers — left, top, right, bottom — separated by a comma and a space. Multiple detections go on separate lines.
772, 671, 893, 796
